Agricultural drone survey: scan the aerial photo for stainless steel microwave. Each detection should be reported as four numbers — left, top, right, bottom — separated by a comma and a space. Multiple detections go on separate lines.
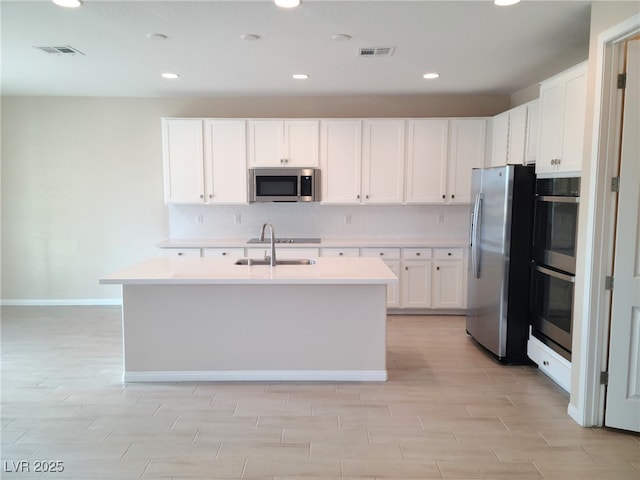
249, 168, 320, 202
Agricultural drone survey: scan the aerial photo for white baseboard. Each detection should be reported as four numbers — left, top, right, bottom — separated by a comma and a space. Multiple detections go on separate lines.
567, 403, 582, 426
1, 299, 122, 306
123, 370, 388, 383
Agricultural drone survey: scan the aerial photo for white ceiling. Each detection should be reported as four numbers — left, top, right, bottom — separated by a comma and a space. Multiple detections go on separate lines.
1, 0, 593, 97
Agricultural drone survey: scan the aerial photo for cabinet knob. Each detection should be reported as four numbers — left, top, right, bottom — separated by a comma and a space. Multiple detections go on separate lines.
437, 266, 440, 270
366, 194, 369, 199
200, 194, 204, 199
416, 252, 420, 256
442, 194, 446, 199
405, 266, 408, 271
448, 252, 452, 256
339, 252, 344, 256
222, 252, 226, 256
543, 360, 549, 366
451, 194, 455, 199
280, 159, 285, 164
379, 252, 384, 256
208, 194, 213, 199
357, 194, 360, 199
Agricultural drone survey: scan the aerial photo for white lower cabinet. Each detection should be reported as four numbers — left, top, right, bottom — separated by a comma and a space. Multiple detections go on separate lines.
361, 248, 401, 307
527, 332, 571, 392
432, 248, 466, 309
203, 247, 245, 258
400, 248, 432, 308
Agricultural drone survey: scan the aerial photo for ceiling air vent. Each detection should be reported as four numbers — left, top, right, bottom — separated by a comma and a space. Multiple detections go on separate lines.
34, 45, 84, 55
358, 47, 395, 57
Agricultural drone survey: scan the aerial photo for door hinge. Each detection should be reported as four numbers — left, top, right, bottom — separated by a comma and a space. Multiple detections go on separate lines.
605, 276, 614, 291
617, 73, 626, 89
611, 176, 620, 192
600, 371, 609, 385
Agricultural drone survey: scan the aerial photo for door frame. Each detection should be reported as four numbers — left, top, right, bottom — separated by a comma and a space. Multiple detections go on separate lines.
571, 13, 640, 427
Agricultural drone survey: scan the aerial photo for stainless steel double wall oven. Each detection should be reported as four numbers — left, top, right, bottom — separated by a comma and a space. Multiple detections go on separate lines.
530, 177, 580, 360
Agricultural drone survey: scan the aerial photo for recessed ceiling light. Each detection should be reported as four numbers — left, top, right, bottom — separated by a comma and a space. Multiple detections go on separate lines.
240, 34, 261, 41
274, 0, 301, 8
423, 73, 440, 80
292, 74, 309, 80
494, 0, 520, 6
331, 34, 352, 42
52, 0, 82, 7
161, 73, 180, 79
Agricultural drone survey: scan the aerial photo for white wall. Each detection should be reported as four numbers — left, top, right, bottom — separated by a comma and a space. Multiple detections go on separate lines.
1, 94, 508, 303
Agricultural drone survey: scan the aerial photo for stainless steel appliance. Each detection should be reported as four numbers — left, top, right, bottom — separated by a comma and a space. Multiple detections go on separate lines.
530, 177, 580, 360
249, 168, 320, 202
467, 165, 535, 364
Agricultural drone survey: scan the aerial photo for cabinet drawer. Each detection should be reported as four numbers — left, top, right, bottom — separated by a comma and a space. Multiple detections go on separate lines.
527, 334, 571, 392
402, 248, 432, 259
159, 248, 202, 257
433, 248, 464, 260
321, 247, 360, 257
247, 247, 319, 259
361, 248, 401, 259
203, 247, 244, 258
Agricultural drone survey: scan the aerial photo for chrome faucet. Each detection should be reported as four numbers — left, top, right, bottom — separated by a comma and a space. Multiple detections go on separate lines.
259, 223, 277, 267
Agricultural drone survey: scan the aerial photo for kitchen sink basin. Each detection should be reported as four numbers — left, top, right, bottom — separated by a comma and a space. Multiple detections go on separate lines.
234, 258, 316, 266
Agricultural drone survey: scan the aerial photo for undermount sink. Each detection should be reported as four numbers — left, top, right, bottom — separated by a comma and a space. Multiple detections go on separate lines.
234, 258, 316, 266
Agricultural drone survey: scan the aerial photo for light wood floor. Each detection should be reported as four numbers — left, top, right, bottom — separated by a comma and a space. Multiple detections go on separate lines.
1, 306, 638, 479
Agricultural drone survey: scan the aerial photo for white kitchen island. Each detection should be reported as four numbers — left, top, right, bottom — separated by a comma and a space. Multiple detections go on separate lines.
100, 256, 397, 382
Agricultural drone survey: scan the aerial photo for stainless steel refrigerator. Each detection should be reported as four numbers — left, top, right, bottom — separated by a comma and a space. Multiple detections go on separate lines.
467, 165, 535, 364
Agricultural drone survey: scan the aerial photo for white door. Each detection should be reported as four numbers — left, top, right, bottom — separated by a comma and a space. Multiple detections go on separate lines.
248, 120, 284, 167
204, 120, 247, 204
605, 39, 640, 433
284, 120, 319, 167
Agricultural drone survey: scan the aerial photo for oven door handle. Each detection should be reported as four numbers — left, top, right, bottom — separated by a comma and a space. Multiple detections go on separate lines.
534, 264, 575, 283
536, 195, 580, 204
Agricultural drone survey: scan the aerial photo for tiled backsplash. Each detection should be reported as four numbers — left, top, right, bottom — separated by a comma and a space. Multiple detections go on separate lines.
169, 204, 471, 240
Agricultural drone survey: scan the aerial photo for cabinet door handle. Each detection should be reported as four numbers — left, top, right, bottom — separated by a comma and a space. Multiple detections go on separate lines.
357, 194, 360, 199
436, 266, 440, 270
366, 194, 369, 199
442, 194, 446, 199
451, 194, 455, 199
405, 266, 408, 271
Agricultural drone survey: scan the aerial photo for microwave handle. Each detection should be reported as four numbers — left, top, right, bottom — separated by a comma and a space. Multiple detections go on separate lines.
533, 264, 575, 283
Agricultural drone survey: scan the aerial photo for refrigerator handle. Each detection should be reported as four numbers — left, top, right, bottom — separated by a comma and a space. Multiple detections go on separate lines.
471, 193, 483, 278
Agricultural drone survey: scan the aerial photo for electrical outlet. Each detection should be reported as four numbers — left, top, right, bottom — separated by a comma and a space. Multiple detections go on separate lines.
438, 213, 445, 224
196, 214, 204, 224
345, 214, 352, 225
233, 213, 241, 225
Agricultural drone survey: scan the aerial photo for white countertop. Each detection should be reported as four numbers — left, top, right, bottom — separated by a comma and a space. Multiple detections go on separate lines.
157, 237, 469, 249
100, 256, 399, 286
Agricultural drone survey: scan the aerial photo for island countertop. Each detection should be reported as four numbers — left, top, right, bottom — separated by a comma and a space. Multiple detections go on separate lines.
100, 256, 398, 286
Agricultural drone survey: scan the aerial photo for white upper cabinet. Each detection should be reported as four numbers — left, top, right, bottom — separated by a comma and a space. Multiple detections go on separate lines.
203, 120, 247, 204
320, 120, 363, 204
162, 118, 247, 205
490, 111, 510, 167
248, 119, 319, 167
362, 119, 406, 204
489, 99, 539, 167
162, 119, 205, 204
448, 118, 486, 204
537, 62, 587, 175
405, 119, 449, 203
